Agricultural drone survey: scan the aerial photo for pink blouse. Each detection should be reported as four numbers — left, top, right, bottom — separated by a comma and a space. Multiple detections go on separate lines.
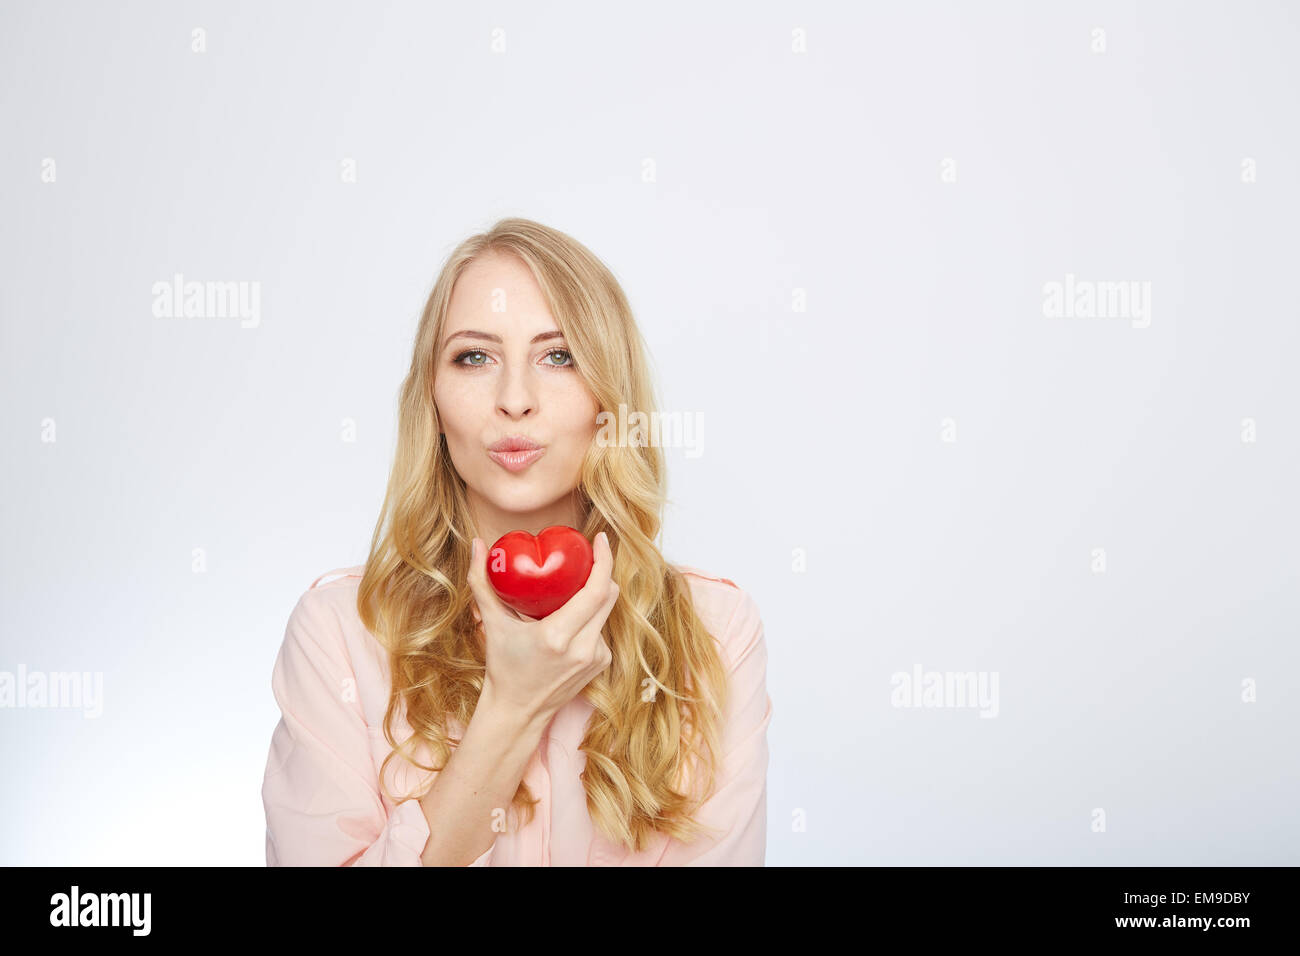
261, 563, 772, 866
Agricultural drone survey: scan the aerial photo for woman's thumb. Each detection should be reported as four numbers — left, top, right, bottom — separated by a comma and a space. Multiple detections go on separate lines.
467, 538, 505, 618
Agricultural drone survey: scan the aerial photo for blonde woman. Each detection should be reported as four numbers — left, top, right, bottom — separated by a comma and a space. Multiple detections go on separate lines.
261, 218, 773, 866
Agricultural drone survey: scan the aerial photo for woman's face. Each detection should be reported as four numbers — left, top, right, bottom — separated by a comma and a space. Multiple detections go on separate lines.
433, 251, 600, 542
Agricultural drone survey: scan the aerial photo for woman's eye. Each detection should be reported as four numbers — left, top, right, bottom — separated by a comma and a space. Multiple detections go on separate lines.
544, 349, 574, 367
454, 348, 573, 368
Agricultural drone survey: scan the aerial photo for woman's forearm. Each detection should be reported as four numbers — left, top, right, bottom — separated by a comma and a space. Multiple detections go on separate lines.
417, 686, 551, 866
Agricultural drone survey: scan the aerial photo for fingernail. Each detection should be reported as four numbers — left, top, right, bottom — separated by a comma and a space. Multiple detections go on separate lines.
599, 531, 608, 546
471, 538, 479, 561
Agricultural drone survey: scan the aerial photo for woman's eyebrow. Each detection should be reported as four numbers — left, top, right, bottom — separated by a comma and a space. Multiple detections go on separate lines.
444, 329, 566, 346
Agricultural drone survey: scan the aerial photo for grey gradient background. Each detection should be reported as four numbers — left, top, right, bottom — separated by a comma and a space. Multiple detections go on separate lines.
2, 0, 1297, 865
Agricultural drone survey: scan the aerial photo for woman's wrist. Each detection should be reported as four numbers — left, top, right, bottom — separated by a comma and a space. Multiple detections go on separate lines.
477, 679, 554, 738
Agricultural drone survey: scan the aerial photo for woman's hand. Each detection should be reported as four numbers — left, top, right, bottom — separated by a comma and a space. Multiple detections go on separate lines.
468, 531, 618, 726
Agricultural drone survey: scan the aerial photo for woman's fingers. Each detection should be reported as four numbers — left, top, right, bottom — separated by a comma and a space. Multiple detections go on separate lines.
467, 537, 514, 628
572, 578, 620, 663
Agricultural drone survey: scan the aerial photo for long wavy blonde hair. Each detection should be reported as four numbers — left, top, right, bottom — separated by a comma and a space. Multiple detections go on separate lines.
356, 217, 730, 854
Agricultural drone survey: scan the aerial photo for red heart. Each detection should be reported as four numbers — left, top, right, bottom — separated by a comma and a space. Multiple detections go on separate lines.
485, 526, 595, 619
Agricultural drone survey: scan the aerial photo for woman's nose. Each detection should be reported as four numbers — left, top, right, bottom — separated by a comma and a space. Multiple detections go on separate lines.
495, 364, 537, 418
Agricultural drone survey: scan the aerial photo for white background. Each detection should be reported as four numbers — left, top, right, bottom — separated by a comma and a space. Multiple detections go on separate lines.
2, 0, 1297, 865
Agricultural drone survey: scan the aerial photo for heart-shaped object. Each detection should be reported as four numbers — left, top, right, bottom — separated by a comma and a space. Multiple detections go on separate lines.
485, 525, 595, 619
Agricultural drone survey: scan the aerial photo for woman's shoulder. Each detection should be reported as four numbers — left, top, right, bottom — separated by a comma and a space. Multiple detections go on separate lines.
277, 565, 391, 693
306, 565, 367, 591
281, 564, 371, 656
671, 563, 762, 651
286, 565, 367, 627
673, 563, 741, 591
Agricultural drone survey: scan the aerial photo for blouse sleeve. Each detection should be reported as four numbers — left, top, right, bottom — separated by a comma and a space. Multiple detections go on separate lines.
261, 588, 497, 867
655, 588, 773, 866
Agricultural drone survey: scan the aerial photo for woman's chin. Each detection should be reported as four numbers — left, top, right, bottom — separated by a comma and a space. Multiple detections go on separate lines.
478, 481, 559, 517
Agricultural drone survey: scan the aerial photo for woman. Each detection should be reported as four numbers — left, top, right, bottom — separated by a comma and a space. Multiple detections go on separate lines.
261, 218, 772, 866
